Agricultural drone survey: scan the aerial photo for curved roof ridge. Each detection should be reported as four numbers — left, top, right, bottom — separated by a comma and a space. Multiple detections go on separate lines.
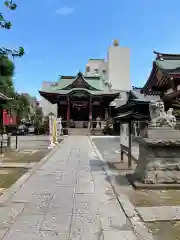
154, 51, 180, 60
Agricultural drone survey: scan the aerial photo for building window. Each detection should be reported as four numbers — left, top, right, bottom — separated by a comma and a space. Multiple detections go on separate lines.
86, 66, 90, 72
94, 69, 99, 74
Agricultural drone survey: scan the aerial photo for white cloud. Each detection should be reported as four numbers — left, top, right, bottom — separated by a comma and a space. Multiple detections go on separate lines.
55, 6, 74, 16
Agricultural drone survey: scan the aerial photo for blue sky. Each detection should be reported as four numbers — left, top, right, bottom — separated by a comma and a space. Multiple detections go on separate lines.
1, 0, 180, 97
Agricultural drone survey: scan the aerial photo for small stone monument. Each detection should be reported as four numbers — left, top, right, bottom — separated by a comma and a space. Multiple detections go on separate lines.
132, 100, 180, 185
96, 116, 101, 129
92, 117, 102, 135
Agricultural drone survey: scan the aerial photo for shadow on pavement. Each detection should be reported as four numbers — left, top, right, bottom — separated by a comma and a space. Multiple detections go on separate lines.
89, 159, 131, 186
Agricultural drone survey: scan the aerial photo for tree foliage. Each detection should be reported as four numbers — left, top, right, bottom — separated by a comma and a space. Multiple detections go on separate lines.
12, 93, 30, 124
0, 1, 28, 125
0, 56, 14, 76
0, 1, 24, 57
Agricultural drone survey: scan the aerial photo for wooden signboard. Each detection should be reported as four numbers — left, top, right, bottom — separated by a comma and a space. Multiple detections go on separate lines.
120, 123, 129, 147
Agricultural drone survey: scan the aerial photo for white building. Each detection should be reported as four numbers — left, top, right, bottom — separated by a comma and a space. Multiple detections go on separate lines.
85, 40, 131, 106
85, 59, 107, 79
85, 40, 131, 92
40, 81, 57, 116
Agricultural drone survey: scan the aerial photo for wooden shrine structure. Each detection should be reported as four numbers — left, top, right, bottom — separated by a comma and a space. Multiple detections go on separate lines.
39, 72, 119, 127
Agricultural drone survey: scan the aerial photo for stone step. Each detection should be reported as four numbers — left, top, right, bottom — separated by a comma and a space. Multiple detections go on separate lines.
68, 128, 89, 136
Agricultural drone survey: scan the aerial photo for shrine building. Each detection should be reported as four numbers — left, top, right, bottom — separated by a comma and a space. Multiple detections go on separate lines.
141, 51, 180, 114
39, 71, 120, 126
39, 40, 131, 127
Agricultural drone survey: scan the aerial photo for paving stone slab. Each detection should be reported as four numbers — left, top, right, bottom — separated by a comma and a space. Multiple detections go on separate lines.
8, 214, 44, 235
70, 213, 101, 236
136, 205, 180, 222
36, 230, 69, 240
0, 203, 25, 229
76, 182, 95, 194
40, 213, 71, 232
74, 194, 95, 203
103, 230, 137, 240
23, 193, 53, 215
70, 231, 103, 240
2, 232, 37, 240
74, 201, 99, 215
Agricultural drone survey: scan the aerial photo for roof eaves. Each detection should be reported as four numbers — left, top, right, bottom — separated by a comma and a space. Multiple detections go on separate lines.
141, 61, 157, 93
154, 51, 180, 60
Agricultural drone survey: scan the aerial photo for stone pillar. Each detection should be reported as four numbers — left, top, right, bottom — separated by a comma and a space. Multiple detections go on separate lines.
89, 97, 92, 121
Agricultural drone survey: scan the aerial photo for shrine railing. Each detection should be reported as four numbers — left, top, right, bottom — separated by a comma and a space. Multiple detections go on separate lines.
61, 120, 106, 129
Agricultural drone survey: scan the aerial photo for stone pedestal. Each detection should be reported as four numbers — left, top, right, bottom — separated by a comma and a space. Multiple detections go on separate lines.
133, 127, 180, 184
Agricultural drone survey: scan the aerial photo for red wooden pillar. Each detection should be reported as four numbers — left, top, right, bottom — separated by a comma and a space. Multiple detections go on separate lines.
66, 96, 70, 126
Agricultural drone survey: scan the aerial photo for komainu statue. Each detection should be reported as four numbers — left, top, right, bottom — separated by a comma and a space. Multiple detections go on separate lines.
149, 100, 176, 128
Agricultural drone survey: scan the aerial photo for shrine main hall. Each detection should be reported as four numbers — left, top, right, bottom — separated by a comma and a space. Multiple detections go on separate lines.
39, 71, 120, 126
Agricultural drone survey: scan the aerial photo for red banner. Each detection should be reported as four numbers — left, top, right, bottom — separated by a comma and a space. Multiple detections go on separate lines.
3, 110, 16, 126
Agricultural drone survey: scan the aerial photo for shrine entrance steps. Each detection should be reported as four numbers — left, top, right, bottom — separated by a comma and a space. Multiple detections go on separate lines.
68, 128, 89, 136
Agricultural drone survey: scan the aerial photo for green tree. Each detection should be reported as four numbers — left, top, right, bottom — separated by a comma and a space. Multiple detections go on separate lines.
34, 106, 43, 134
0, 1, 24, 57
0, 57, 16, 114
11, 93, 30, 125
0, 55, 14, 76
17, 94, 30, 120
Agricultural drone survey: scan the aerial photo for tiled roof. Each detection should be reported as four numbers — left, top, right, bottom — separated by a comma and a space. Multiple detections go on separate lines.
154, 51, 180, 73
132, 88, 160, 102
42, 72, 109, 92
57, 74, 108, 91
40, 88, 120, 96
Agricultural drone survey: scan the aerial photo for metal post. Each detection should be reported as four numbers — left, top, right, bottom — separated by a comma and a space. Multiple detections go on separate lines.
66, 96, 70, 127
0, 134, 3, 155
120, 122, 124, 163
89, 97, 92, 121
15, 131, 18, 149
15, 111, 18, 150
7, 134, 11, 150
128, 120, 132, 168
15, 106, 21, 150
0, 106, 4, 156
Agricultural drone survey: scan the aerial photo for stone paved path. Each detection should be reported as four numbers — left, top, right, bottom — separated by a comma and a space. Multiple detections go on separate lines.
0, 136, 137, 240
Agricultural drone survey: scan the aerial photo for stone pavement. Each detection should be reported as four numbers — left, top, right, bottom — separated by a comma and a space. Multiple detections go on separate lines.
0, 136, 137, 240
92, 137, 139, 163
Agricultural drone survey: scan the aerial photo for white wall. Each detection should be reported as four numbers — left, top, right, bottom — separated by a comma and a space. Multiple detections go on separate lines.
107, 45, 131, 91
85, 59, 107, 78
40, 81, 57, 117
